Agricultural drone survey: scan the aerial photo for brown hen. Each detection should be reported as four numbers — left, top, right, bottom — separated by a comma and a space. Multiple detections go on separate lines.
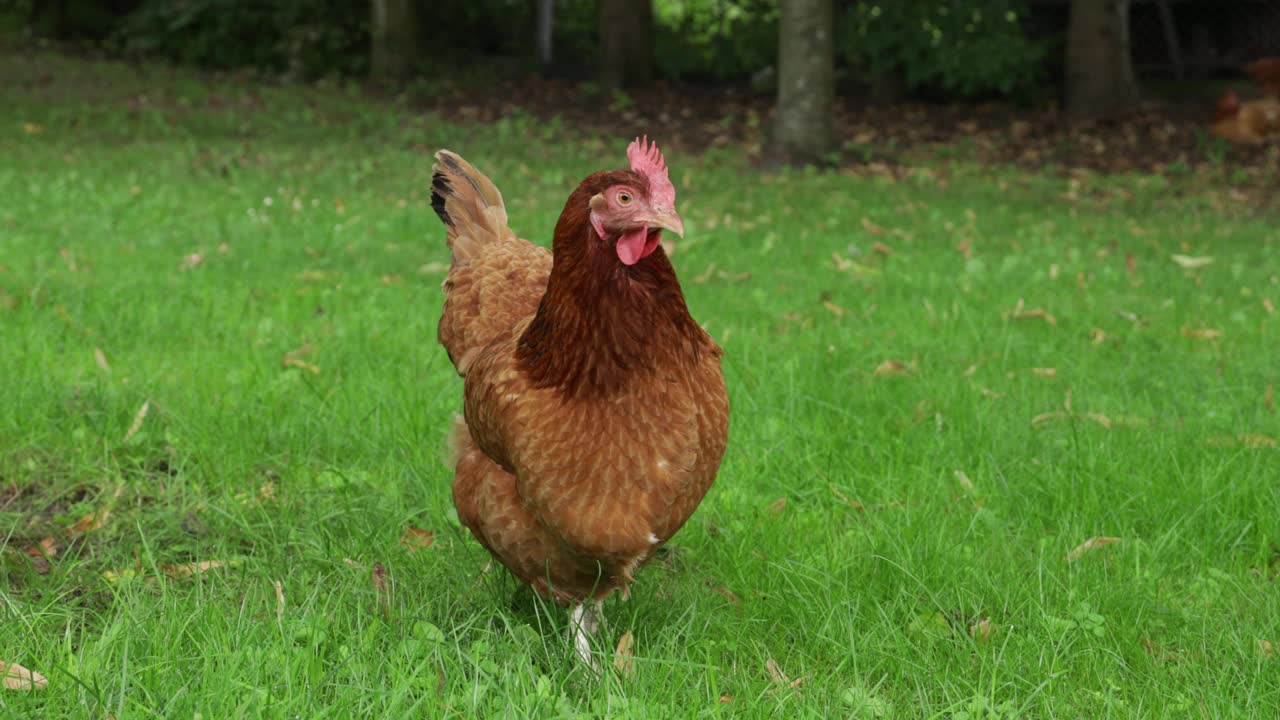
429, 139, 729, 668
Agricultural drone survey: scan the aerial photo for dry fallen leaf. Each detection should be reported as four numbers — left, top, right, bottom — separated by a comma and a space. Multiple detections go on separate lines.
124, 399, 150, 442
180, 253, 204, 271
67, 485, 125, 537
873, 359, 912, 377
1084, 412, 1113, 429
274, 579, 285, 622
823, 300, 846, 317
1, 661, 48, 691
1206, 434, 1277, 449
1089, 328, 1107, 346
870, 241, 893, 256
1261, 639, 1275, 660
969, 617, 996, 643
1031, 411, 1070, 428
1031, 367, 1057, 378
767, 497, 786, 514
94, 347, 110, 372
860, 217, 885, 236
765, 657, 790, 685
613, 630, 636, 678
1067, 536, 1122, 563
282, 343, 320, 375
1005, 299, 1057, 326
1264, 299, 1275, 316
400, 526, 435, 552
694, 262, 717, 284
1181, 325, 1222, 341
418, 262, 449, 274
372, 562, 390, 596
161, 560, 226, 578
1171, 254, 1214, 269
1267, 384, 1274, 413
719, 695, 734, 704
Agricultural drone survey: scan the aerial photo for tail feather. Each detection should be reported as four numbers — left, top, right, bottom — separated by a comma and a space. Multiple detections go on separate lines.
430, 150, 512, 263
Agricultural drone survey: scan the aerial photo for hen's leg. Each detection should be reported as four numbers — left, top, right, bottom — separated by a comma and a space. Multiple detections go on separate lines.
568, 602, 603, 672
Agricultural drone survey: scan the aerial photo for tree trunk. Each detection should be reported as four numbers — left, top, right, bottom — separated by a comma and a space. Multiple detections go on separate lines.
371, 0, 417, 82
773, 0, 836, 165
536, 0, 555, 68
1066, 0, 1140, 118
600, 0, 653, 88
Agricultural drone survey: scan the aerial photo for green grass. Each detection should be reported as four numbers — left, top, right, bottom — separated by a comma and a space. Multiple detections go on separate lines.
2, 50, 1279, 718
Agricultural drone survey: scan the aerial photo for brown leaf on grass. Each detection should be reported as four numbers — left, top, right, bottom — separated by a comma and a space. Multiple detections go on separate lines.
1181, 325, 1222, 341
1031, 367, 1057, 378
380, 274, 402, 285
124, 399, 150, 442
767, 497, 786, 514
1004, 298, 1057, 326
716, 269, 752, 283
822, 300, 846, 317
870, 241, 894, 256
969, 617, 996, 643
24, 537, 57, 560
1205, 434, 1277, 449
613, 630, 636, 678
400, 526, 435, 552
274, 579, 285, 623
1031, 411, 1070, 428
1264, 299, 1275, 316
282, 343, 320, 375
860, 217, 884, 235
693, 262, 717, 284
1, 661, 48, 691
1125, 252, 1136, 276
1089, 328, 1107, 346
706, 582, 741, 605
765, 657, 789, 685
371, 562, 390, 596
873, 359, 912, 377
417, 262, 449, 275
1261, 639, 1275, 660
719, 696, 734, 704
69, 501, 116, 536
180, 253, 204, 271
764, 658, 806, 694
161, 560, 226, 578
1067, 536, 1121, 563
1171, 254, 1214, 269
1267, 384, 1274, 413
1084, 413, 1113, 429
94, 347, 110, 372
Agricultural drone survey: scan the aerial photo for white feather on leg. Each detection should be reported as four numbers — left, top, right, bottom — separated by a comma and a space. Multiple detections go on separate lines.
569, 602, 603, 673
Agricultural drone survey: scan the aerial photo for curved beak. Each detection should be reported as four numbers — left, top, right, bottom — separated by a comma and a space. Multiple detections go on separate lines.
643, 207, 684, 238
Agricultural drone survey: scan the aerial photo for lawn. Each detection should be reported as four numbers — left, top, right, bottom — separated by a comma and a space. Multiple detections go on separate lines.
2, 50, 1278, 719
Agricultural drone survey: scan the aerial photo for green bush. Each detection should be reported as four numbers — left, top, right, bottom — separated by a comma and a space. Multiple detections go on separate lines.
838, 0, 1045, 97
115, 0, 368, 77
653, 0, 779, 82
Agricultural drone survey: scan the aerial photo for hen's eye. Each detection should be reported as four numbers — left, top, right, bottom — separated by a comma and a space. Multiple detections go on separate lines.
617, 191, 632, 205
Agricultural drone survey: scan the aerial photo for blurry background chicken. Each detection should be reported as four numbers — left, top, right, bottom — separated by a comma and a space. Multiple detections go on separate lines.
1211, 57, 1280, 145
429, 139, 729, 669
1210, 89, 1280, 145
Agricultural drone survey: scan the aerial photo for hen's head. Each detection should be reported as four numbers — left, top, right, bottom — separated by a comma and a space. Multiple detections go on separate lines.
583, 136, 685, 266
1216, 90, 1241, 121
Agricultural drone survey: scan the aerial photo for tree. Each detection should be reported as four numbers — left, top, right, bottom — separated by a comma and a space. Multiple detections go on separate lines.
773, 0, 835, 165
1065, 0, 1139, 118
600, 0, 654, 88
371, 0, 417, 82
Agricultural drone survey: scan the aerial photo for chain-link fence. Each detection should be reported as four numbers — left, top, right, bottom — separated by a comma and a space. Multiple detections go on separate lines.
1029, 0, 1280, 79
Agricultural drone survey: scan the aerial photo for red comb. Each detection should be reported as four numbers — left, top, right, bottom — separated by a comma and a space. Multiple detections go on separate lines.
627, 135, 676, 208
